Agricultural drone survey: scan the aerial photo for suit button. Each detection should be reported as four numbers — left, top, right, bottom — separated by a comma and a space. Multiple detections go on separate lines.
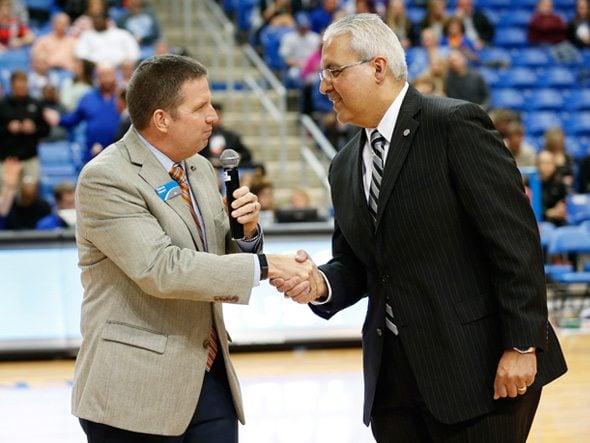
376, 328, 383, 336
202, 339, 210, 349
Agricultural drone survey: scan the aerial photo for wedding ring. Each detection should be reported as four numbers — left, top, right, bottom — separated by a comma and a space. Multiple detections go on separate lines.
517, 385, 527, 393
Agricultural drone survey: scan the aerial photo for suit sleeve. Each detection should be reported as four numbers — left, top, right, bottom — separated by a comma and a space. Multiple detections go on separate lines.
76, 158, 256, 304
446, 102, 549, 350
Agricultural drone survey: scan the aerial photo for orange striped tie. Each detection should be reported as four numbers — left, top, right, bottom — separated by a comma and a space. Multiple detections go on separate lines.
169, 163, 218, 371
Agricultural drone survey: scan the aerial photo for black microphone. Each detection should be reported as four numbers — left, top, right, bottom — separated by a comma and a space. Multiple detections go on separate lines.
220, 149, 244, 240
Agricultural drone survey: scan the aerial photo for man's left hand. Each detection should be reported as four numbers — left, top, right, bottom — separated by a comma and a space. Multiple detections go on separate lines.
230, 186, 260, 238
493, 349, 537, 399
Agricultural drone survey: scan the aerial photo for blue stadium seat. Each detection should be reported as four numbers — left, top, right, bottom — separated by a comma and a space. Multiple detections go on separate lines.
523, 111, 564, 137
478, 0, 511, 8
496, 67, 539, 89
566, 89, 590, 111
499, 9, 533, 27
567, 194, 590, 225
527, 88, 568, 111
478, 47, 511, 67
564, 112, 590, 137
539, 67, 578, 89
479, 67, 502, 88
406, 7, 426, 23
565, 136, 587, 159
510, 47, 551, 67
490, 88, 528, 111
493, 27, 528, 48
38, 141, 73, 165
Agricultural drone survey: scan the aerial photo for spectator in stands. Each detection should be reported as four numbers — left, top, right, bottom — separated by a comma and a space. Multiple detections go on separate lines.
419, 0, 448, 41
28, 50, 57, 100
567, 0, 590, 48
415, 55, 447, 96
0, 0, 34, 51
2, 175, 51, 230
528, 0, 567, 45
69, 0, 114, 37
505, 121, 536, 168
310, 0, 343, 34
0, 156, 21, 229
0, 70, 50, 183
385, 0, 417, 49
537, 150, 569, 226
258, 0, 296, 41
75, 12, 140, 67
31, 12, 78, 72
114, 87, 130, 141
279, 11, 321, 89
118, 58, 137, 88
201, 101, 254, 168
59, 57, 95, 111
40, 84, 68, 141
445, 49, 489, 108
116, 0, 160, 47
250, 171, 275, 227
300, 43, 323, 115
44, 63, 120, 164
420, 26, 449, 64
36, 180, 76, 229
288, 186, 312, 208
488, 107, 519, 139
542, 126, 574, 188
441, 16, 479, 64
454, 0, 495, 49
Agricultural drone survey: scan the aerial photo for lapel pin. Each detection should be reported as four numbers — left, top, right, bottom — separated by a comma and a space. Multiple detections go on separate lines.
403, 129, 410, 136
190, 165, 196, 171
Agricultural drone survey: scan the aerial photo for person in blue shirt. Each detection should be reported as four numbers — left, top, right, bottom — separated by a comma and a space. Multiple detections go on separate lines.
36, 180, 76, 230
44, 63, 120, 164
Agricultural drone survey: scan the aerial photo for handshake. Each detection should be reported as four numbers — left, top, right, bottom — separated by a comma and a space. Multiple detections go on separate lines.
266, 251, 328, 304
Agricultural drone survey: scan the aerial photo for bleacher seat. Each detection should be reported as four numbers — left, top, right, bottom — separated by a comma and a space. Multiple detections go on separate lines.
523, 111, 564, 137
566, 89, 590, 111
496, 67, 539, 89
511, 47, 551, 67
406, 7, 426, 23
479, 67, 502, 88
499, 9, 533, 27
539, 67, 578, 89
478, 47, 511, 67
38, 141, 73, 165
493, 27, 528, 48
490, 88, 528, 111
527, 88, 567, 111
564, 112, 590, 137
565, 136, 588, 159
567, 194, 590, 225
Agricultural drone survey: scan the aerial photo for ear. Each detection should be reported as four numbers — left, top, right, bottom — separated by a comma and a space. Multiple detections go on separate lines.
152, 109, 168, 132
373, 56, 388, 83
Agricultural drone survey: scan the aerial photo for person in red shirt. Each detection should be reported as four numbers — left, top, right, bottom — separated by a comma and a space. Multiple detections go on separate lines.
528, 0, 567, 44
0, 0, 33, 50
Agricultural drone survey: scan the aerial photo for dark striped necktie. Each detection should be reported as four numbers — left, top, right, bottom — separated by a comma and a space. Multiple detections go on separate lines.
368, 130, 399, 335
169, 163, 218, 370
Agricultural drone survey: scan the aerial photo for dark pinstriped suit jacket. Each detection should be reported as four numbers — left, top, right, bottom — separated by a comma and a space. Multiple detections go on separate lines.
311, 86, 567, 425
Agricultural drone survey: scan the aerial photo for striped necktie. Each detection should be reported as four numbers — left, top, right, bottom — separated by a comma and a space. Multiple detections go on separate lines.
169, 163, 218, 370
368, 131, 399, 335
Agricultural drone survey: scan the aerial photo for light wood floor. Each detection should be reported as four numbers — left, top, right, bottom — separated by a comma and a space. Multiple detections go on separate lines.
1, 332, 589, 442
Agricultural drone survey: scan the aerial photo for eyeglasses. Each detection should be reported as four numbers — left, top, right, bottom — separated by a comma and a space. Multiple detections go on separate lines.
318, 59, 372, 82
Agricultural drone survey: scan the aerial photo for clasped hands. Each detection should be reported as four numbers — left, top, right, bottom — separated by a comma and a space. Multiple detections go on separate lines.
267, 250, 327, 304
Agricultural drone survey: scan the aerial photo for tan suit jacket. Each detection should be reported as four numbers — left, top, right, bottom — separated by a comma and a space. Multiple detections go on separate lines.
72, 128, 258, 435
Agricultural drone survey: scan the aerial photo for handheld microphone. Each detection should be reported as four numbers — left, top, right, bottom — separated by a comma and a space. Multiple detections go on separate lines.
219, 149, 244, 240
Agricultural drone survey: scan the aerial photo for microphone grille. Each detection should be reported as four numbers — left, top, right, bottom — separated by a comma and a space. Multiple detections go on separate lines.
219, 149, 241, 169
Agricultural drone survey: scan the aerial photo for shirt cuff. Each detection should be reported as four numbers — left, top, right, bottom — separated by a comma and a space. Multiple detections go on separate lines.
251, 254, 261, 288
310, 270, 333, 305
237, 224, 262, 252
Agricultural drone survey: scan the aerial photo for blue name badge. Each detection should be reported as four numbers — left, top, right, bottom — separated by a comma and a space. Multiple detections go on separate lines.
155, 180, 182, 201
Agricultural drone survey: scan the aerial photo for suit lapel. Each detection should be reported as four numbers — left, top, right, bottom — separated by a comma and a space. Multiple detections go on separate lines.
375, 87, 421, 231
124, 131, 205, 251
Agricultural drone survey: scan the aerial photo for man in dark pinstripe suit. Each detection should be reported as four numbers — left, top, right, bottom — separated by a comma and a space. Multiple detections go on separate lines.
272, 13, 567, 442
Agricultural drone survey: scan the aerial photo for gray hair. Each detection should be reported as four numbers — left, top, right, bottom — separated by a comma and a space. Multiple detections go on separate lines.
323, 13, 408, 81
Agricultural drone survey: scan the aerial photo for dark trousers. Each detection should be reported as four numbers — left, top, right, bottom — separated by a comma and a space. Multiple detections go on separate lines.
370, 330, 542, 443
80, 353, 238, 443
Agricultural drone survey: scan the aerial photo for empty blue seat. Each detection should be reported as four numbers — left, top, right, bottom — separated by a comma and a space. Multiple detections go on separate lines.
493, 27, 528, 48
565, 136, 587, 159
497, 67, 539, 89
490, 88, 528, 111
523, 111, 563, 137
478, 47, 511, 67
566, 194, 590, 225
539, 67, 578, 89
38, 141, 73, 165
479, 67, 501, 88
499, 9, 533, 27
527, 88, 568, 111
564, 112, 590, 137
566, 89, 590, 111
511, 47, 551, 67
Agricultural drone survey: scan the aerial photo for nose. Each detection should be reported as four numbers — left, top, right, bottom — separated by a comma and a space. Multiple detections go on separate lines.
319, 76, 331, 95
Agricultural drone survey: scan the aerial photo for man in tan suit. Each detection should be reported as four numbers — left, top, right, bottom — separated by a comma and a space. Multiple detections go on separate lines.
72, 55, 313, 442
